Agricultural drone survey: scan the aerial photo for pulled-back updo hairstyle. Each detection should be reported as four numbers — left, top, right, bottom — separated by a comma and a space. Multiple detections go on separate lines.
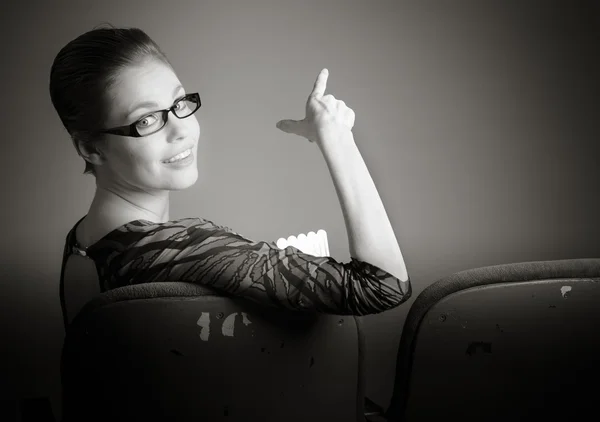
49, 24, 172, 175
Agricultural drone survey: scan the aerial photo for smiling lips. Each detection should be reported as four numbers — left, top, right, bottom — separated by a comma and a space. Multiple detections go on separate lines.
163, 148, 193, 163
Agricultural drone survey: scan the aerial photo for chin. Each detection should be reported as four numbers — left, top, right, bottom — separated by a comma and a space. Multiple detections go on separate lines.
168, 168, 199, 191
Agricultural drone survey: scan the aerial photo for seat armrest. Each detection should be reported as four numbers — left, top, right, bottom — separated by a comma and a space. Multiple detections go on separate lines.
364, 396, 387, 421
365, 415, 388, 422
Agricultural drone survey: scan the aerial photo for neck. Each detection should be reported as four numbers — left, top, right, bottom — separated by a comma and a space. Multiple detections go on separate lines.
90, 179, 170, 223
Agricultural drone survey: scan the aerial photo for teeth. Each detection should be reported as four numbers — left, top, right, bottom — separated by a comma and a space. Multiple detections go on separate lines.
164, 149, 191, 163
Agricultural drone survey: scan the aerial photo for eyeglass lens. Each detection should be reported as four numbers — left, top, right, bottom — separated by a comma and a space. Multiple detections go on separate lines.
136, 95, 200, 136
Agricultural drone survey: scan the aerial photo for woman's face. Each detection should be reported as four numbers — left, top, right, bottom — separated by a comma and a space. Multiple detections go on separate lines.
97, 59, 200, 192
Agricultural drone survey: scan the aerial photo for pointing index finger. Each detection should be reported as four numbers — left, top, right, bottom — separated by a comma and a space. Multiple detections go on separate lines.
310, 68, 328, 98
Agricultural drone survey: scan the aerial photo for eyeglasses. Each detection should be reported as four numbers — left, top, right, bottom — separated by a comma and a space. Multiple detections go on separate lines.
100, 93, 201, 138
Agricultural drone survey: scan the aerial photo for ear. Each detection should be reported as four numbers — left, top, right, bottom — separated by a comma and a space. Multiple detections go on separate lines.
72, 135, 106, 167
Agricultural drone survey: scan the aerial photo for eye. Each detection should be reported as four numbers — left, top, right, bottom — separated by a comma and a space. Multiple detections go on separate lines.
175, 95, 191, 110
136, 113, 159, 128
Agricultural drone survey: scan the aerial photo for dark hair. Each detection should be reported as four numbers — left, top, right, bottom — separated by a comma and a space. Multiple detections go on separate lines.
49, 24, 172, 175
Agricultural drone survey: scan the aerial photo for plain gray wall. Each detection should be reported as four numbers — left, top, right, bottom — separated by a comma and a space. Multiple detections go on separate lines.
1, 0, 598, 417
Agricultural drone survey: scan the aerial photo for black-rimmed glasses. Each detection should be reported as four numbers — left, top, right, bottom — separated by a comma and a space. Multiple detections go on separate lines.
100, 93, 201, 138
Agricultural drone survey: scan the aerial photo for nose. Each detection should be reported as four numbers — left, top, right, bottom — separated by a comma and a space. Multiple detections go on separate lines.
165, 111, 191, 142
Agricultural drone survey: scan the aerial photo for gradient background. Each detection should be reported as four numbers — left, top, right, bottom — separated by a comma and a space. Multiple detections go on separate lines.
1, 0, 598, 418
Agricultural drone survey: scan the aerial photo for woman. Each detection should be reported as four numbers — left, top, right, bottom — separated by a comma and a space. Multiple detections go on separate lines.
51, 25, 411, 326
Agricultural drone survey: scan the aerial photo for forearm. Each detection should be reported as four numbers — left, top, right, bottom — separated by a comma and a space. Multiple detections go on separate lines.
318, 129, 409, 282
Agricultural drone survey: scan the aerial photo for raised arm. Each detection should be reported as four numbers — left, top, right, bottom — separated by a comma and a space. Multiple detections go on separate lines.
276, 69, 409, 283
318, 130, 409, 282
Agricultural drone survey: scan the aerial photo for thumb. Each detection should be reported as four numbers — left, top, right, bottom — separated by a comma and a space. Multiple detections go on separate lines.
276, 119, 304, 135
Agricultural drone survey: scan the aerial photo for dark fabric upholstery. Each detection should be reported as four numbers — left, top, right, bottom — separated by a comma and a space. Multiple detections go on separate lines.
385, 258, 600, 421
62, 282, 367, 422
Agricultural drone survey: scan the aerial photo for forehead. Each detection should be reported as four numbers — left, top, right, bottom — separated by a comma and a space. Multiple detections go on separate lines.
107, 60, 182, 122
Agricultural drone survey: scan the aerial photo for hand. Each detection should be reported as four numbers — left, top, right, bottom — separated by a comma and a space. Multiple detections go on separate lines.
276, 69, 355, 145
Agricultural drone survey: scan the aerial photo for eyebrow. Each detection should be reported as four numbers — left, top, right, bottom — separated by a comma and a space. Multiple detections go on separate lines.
125, 85, 185, 119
